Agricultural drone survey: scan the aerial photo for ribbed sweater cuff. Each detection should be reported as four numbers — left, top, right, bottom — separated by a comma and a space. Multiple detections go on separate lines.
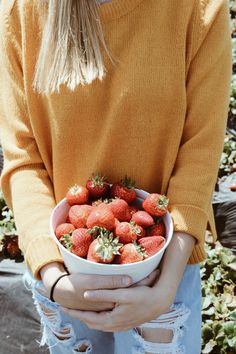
188, 243, 206, 264
25, 236, 64, 280
169, 204, 208, 245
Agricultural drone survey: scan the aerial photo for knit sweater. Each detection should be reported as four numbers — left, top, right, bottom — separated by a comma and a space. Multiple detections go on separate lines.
0, 0, 232, 279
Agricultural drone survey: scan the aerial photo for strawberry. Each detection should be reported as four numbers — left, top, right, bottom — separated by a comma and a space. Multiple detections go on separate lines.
147, 221, 165, 237
6, 239, 21, 258
66, 184, 89, 206
115, 221, 141, 244
108, 198, 131, 222
71, 228, 93, 257
87, 229, 122, 263
86, 174, 110, 199
68, 205, 93, 228
229, 184, 236, 191
138, 236, 165, 258
55, 223, 75, 240
117, 243, 144, 264
86, 203, 115, 231
110, 176, 136, 204
131, 211, 154, 228
232, 163, 236, 171
143, 193, 169, 217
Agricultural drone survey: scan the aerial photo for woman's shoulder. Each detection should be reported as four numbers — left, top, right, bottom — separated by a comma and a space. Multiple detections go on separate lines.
194, 0, 229, 24
191, 0, 230, 50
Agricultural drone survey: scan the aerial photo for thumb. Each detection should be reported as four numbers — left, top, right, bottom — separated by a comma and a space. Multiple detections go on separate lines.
84, 288, 127, 303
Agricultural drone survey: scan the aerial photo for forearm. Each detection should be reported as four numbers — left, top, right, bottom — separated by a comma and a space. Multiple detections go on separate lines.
40, 262, 67, 289
153, 232, 196, 301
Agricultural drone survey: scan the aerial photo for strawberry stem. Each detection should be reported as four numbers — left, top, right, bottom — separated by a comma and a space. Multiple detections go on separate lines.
60, 233, 72, 251
121, 176, 136, 189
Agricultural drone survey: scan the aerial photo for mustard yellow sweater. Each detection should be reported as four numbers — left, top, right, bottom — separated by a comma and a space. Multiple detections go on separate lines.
0, 0, 232, 279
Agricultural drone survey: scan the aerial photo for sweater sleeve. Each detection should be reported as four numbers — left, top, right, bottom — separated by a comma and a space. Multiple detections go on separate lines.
0, 1, 64, 279
167, 0, 232, 247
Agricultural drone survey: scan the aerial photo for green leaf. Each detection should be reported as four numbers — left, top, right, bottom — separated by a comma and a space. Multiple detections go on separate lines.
202, 307, 215, 316
223, 322, 235, 336
227, 262, 236, 271
229, 311, 236, 321
202, 296, 213, 310
202, 324, 213, 341
226, 337, 236, 348
202, 339, 217, 353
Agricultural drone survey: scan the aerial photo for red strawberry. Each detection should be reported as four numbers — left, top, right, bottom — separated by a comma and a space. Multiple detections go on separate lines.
229, 184, 236, 191
138, 236, 165, 258
6, 239, 21, 258
87, 229, 122, 263
143, 193, 169, 217
110, 176, 136, 204
147, 221, 165, 237
115, 221, 141, 244
71, 228, 93, 257
66, 184, 89, 205
117, 243, 144, 264
131, 211, 154, 228
109, 198, 131, 222
55, 223, 75, 240
68, 205, 93, 228
86, 174, 110, 199
86, 203, 115, 231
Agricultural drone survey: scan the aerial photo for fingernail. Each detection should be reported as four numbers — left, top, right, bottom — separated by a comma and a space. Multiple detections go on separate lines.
122, 277, 132, 286
84, 291, 92, 299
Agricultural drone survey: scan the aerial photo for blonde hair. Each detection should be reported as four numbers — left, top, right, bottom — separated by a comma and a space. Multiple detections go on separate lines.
33, 0, 112, 95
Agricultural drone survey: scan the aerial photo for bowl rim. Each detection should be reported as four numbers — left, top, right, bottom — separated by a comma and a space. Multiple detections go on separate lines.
50, 188, 173, 269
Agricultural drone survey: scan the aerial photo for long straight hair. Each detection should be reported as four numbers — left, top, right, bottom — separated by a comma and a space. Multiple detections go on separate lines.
33, 0, 112, 95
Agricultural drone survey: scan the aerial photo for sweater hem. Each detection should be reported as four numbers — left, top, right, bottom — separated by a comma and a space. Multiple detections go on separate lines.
25, 235, 64, 280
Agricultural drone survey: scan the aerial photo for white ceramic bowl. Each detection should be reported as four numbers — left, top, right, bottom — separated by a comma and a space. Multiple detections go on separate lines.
50, 189, 173, 283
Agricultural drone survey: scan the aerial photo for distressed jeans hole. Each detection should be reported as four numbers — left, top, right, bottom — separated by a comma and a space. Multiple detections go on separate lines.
133, 303, 191, 353
73, 339, 92, 353
137, 327, 174, 344
39, 304, 57, 319
53, 327, 72, 341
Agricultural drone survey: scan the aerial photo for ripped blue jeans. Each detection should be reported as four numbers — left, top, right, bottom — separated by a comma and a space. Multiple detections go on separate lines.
23, 264, 201, 354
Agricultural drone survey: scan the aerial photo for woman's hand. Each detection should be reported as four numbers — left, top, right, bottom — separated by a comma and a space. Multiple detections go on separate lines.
60, 281, 172, 332
40, 262, 159, 312
60, 232, 196, 331
40, 262, 130, 311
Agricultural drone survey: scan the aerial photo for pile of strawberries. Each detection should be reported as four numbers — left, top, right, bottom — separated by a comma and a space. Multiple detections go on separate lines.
55, 175, 169, 264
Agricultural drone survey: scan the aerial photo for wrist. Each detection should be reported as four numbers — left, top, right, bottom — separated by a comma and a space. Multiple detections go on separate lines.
152, 232, 196, 297
40, 262, 67, 290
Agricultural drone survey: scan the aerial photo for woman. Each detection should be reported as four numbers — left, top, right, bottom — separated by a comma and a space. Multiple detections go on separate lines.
0, 0, 232, 353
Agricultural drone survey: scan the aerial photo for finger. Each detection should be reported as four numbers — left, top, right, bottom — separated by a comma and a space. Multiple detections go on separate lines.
84, 288, 128, 303
61, 307, 112, 325
132, 269, 160, 287
74, 273, 133, 290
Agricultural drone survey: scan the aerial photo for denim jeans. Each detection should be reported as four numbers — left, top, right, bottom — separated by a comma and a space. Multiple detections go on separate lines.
23, 264, 201, 354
